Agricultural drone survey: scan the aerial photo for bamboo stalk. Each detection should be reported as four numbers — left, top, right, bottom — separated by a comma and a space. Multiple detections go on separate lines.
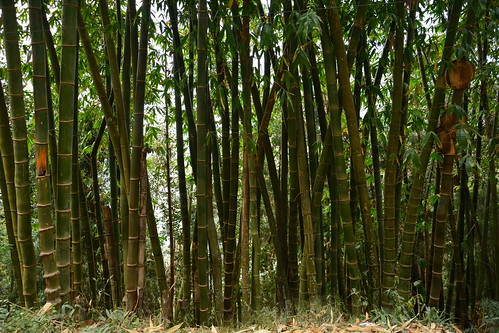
2, 1, 38, 307
196, 0, 210, 323
0, 79, 24, 306
326, 0, 380, 307
319, 22, 362, 313
398, 0, 465, 300
125, 0, 151, 311
382, 0, 406, 309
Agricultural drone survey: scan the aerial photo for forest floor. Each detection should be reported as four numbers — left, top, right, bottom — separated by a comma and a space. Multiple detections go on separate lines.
73, 308, 469, 333
3, 300, 494, 333
128, 319, 464, 333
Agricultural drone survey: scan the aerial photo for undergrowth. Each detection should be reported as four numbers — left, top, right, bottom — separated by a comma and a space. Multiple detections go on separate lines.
0, 300, 144, 333
1, 298, 497, 332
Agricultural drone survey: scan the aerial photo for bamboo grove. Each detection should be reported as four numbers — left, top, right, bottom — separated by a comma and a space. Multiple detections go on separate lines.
0, 0, 497, 328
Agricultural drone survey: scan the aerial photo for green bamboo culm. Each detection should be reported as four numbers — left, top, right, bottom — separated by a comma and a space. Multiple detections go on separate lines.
196, 0, 210, 324
326, 0, 380, 306
281, 0, 300, 304
166, 0, 198, 183
428, 153, 454, 308
430, 86, 466, 308
319, 21, 362, 313
286, 1, 317, 306
0, 149, 24, 305
70, 72, 82, 297
0, 80, 24, 305
56, 0, 79, 303
145, 178, 168, 302
167, 0, 192, 319
311, 122, 333, 299
97, 0, 130, 191
125, 0, 151, 311
91, 120, 112, 309
1, 1, 38, 308
302, 51, 324, 299
222, 51, 241, 323
102, 205, 120, 306
78, 170, 97, 301
76, 8, 125, 189
29, 0, 61, 306
286, 17, 317, 304
398, 0, 465, 300
295, 87, 318, 305
241, 0, 261, 312
382, 0, 405, 309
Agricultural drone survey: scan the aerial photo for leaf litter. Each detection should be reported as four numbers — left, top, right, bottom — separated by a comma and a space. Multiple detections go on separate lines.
122, 317, 462, 333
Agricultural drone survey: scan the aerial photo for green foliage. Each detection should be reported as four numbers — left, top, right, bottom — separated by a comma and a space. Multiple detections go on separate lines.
419, 306, 452, 328
403, 148, 422, 170
370, 292, 453, 329
295, 10, 322, 43
0, 222, 14, 301
0, 301, 73, 332
258, 22, 278, 52
473, 299, 499, 333
82, 309, 142, 333
0, 304, 149, 333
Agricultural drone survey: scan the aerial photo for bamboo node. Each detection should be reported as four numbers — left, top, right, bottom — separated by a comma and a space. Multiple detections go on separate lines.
10, 115, 27, 121
44, 286, 61, 294
59, 81, 76, 86
16, 209, 31, 216
13, 158, 29, 164
17, 236, 32, 244
40, 250, 55, 256
37, 203, 52, 208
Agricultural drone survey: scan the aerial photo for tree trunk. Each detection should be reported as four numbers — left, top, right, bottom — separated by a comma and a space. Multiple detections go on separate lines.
28, 0, 61, 305
0, 149, 24, 305
2, 0, 38, 308
223, 52, 241, 323
319, 23, 361, 313
166, 0, 197, 180
125, 0, 151, 311
163, 0, 193, 320
196, 0, 210, 323
382, 0, 405, 309
241, 0, 261, 312
398, 0, 465, 300
326, 0, 380, 305
71, 61, 83, 299
28, 0, 61, 307
428, 154, 454, 308
103, 206, 120, 307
